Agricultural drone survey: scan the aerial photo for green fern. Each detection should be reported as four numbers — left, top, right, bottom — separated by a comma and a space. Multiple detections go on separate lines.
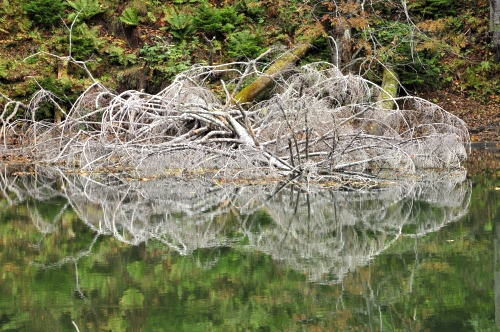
195, 4, 243, 35
0, 16, 8, 34
67, 0, 104, 22
72, 23, 105, 58
107, 44, 137, 66
0, 62, 7, 79
22, 0, 65, 28
165, 9, 196, 39
1, 0, 15, 15
120, 8, 140, 26
227, 30, 264, 59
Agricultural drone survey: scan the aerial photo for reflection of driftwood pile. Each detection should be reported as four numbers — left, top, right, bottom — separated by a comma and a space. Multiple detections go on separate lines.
0, 166, 470, 283
1, 59, 469, 182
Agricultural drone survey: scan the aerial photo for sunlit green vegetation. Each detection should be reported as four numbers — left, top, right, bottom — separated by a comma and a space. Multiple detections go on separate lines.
0, 0, 498, 121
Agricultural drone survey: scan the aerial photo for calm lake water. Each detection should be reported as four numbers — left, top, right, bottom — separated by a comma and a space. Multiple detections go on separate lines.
1, 145, 500, 331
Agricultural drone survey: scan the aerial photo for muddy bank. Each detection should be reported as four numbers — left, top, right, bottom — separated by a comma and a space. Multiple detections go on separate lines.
418, 90, 500, 142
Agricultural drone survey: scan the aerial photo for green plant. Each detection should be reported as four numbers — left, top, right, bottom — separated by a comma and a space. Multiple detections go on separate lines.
71, 23, 105, 59
140, 38, 170, 63
227, 30, 264, 59
0, 0, 16, 33
408, 0, 457, 18
0, 0, 15, 16
194, 4, 244, 35
0, 61, 7, 79
147, 11, 157, 23
107, 44, 137, 66
370, 20, 446, 90
32, 76, 76, 120
400, 54, 443, 89
140, 39, 193, 84
67, 0, 104, 22
456, 61, 500, 100
120, 7, 140, 26
164, 9, 197, 39
242, 0, 267, 17
276, 0, 303, 34
22, 0, 66, 28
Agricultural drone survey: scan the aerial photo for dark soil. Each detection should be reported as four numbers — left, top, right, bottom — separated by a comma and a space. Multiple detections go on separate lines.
418, 90, 500, 142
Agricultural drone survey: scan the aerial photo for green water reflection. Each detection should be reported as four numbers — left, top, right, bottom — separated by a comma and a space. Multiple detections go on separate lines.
0, 150, 498, 331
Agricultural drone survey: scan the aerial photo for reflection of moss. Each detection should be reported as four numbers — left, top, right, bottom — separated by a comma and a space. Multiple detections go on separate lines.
0, 312, 30, 331
127, 261, 146, 282
246, 209, 273, 232
402, 223, 417, 235
170, 211, 186, 219
0, 159, 493, 331
120, 288, 144, 307
27, 197, 68, 221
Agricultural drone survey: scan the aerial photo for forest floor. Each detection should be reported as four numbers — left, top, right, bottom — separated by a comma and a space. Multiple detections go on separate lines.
419, 90, 500, 142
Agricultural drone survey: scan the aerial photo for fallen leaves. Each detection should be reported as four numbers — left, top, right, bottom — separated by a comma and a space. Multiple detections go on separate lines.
419, 90, 500, 142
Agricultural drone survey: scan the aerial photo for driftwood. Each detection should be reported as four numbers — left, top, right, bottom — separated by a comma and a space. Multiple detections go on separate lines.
0, 50, 470, 185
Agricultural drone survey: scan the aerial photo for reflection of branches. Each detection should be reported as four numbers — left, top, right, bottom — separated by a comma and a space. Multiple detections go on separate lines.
2, 165, 470, 284
29, 201, 69, 242
30, 232, 101, 301
250, 170, 470, 283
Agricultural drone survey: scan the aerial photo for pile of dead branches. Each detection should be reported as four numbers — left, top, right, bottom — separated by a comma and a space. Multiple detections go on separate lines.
0, 54, 470, 183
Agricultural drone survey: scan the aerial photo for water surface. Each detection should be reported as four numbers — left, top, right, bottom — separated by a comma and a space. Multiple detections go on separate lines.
0, 148, 499, 331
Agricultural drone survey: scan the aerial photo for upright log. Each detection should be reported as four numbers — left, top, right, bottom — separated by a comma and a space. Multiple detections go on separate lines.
55, 58, 69, 124
377, 66, 399, 111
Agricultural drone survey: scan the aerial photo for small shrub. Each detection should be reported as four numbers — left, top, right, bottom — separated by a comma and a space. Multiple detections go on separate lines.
67, 0, 104, 22
276, 0, 302, 34
235, 0, 266, 17
22, 0, 66, 29
373, 20, 445, 90
32, 76, 77, 120
408, 0, 457, 18
194, 4, 244, 35
120, 7, 140, 26
140, 39, 193, 84
71, 23, 105, 59
107, 44, 137, 66
164, 9, 197, 39
456, 61, 500, 100
0, 61, 7, 79
227, 30, 264, 59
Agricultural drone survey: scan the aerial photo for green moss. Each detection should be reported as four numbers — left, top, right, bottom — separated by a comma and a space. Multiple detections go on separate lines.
378, 66, 399, 110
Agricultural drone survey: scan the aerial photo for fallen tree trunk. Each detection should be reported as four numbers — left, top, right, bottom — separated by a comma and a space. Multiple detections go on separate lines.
235, 30, 322, 104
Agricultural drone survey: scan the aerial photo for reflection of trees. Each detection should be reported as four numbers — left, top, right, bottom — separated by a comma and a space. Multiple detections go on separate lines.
0, 165, 470, 284
30, 232, 101, 300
